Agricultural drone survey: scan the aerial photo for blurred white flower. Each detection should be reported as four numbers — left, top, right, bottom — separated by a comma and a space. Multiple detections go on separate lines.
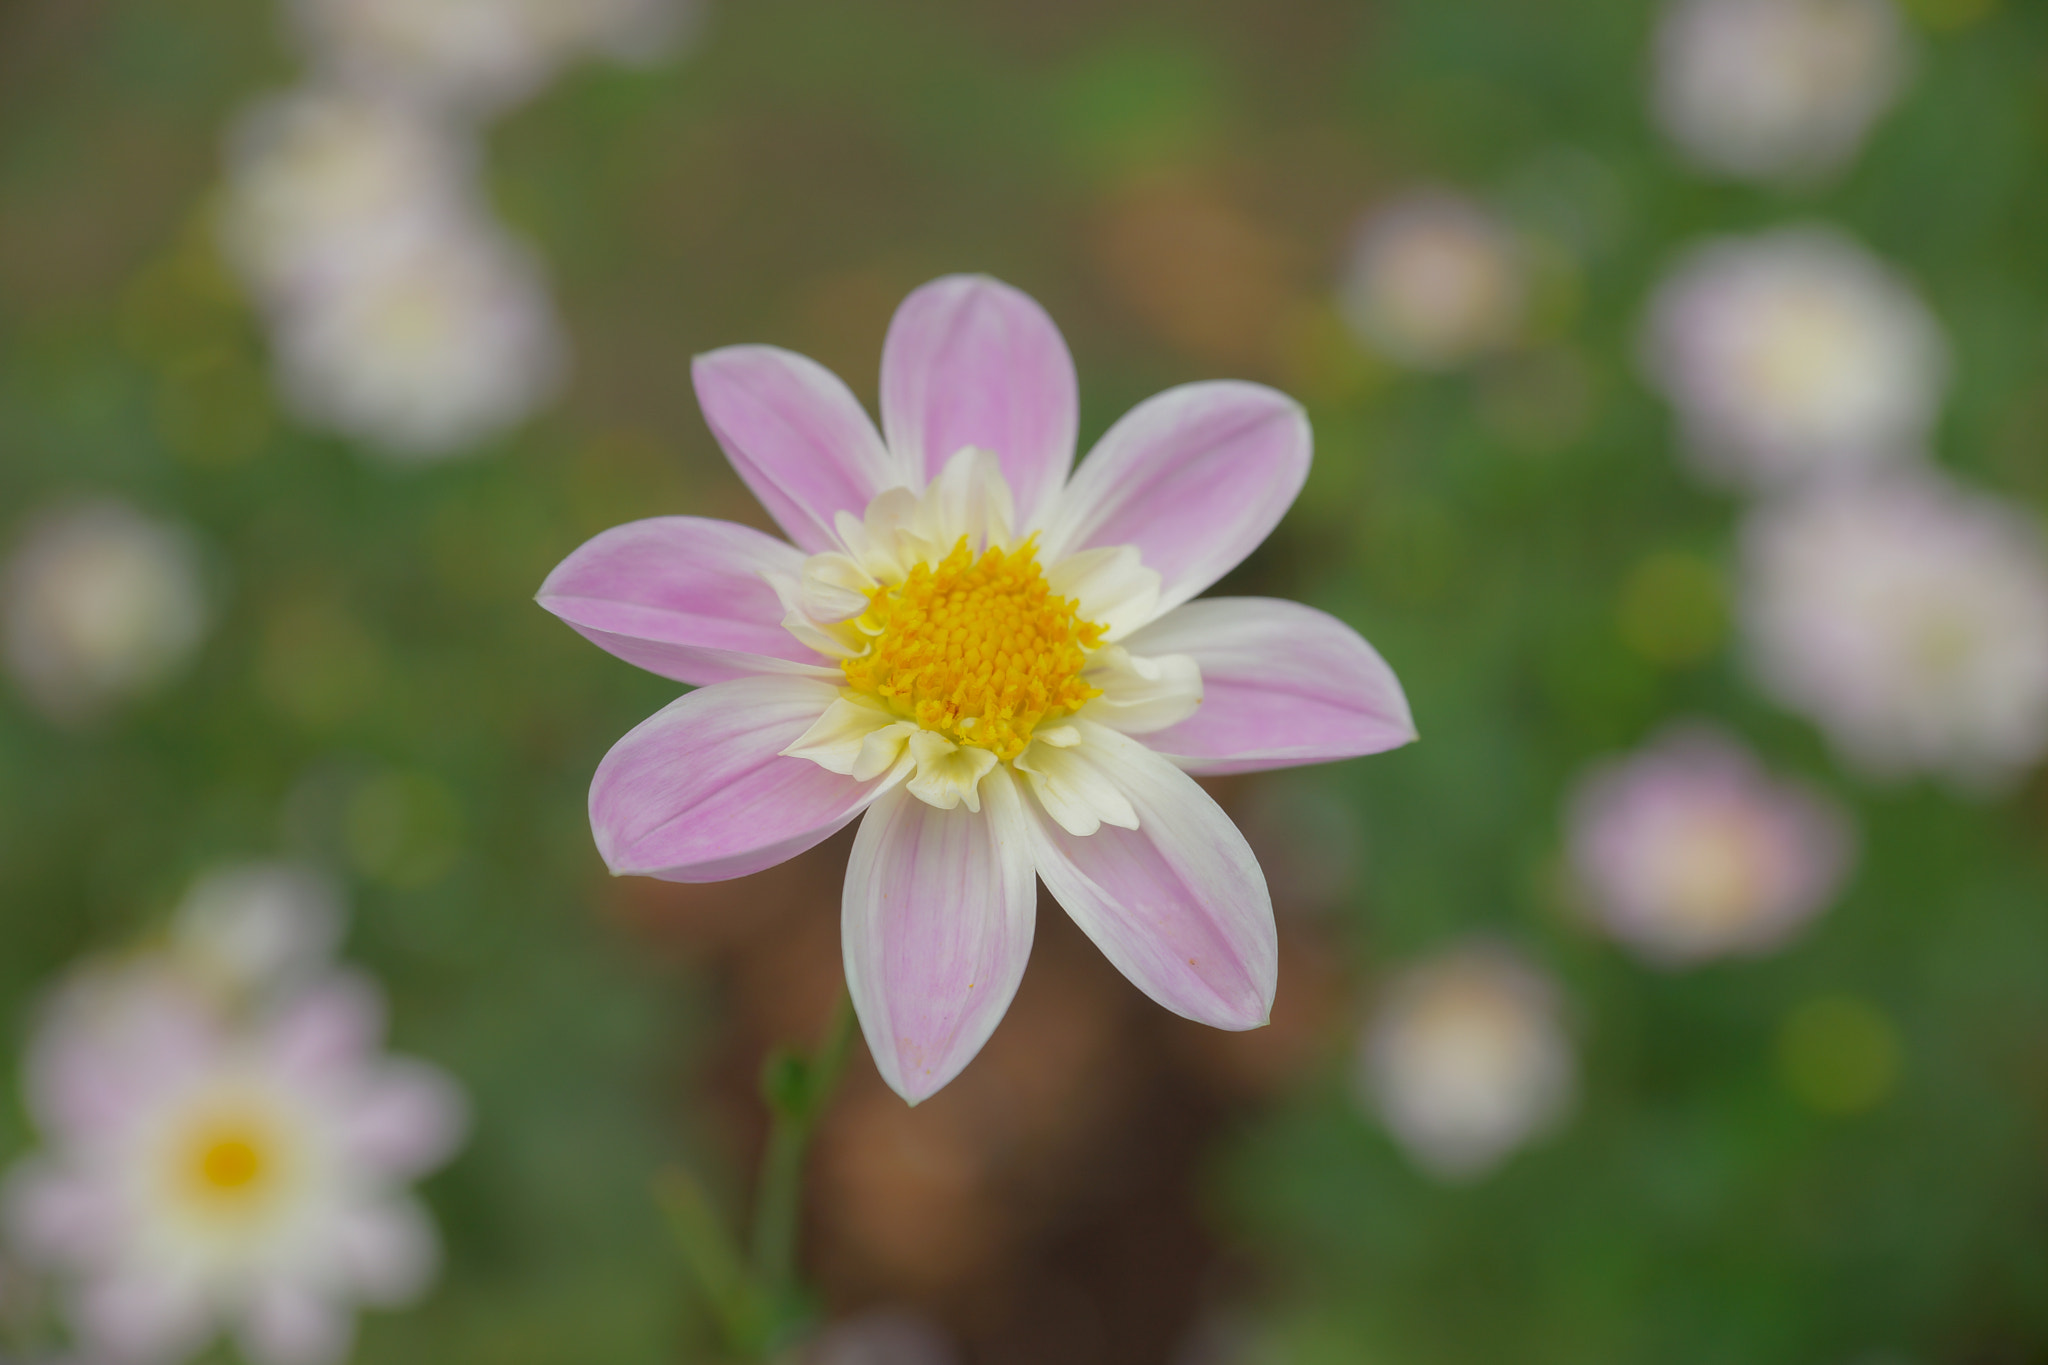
220, 88, 473, 303
1338, 191, 1526, 371
5, 961, 464, 1365
268, 217, 566, 459
2, 503, 208, 725
172, 862, 346, 1002
1644, 227, 1947, 489
1357, 943, 1576, 1181
286, 0, 697, 113
1654, 0, 1911, 185
1743, 471, 2048, 789
1568, 725, 1854, 967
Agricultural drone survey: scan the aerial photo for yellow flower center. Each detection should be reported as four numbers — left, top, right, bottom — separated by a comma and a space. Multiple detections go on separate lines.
841, 536, 1105, 761
181, 1124, 273, 1210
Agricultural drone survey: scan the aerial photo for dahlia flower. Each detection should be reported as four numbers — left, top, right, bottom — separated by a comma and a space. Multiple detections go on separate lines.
1337, 191, 1526, 371
1643, 226, 1947, 490
541, 275, 1415, 1102
2, 502, 209, 725
1653, 0, 1911, 186
1357, 942, 1575, 1181
4, 964, 464, 1365
1567, 725, 1854, 968
1741, 468, 2048, 787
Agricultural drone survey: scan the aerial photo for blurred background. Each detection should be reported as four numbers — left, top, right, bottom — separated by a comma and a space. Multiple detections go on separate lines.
3, 0, 2048, 1362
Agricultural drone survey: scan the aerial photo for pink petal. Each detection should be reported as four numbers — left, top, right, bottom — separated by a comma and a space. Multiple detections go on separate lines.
266, 973, 384, 1080
334, 1199, 439, 1304
692, 346, 904, 554
340, 1060, 467, 1177
538, 517, 834, 685
77, 1268, 212, 1365
1127, 598, 1417, 774
842, 767, 1038, 1104
1024, 722, 1275, 1029
239, 1280, 352, 1365
1042, 382, 1311, 615
591, 676, 890, 881
880, 275, 1078, 529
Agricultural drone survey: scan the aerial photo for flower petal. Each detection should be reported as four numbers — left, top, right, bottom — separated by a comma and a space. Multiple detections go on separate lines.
335, 1198, 439, 1304
843, 765, 1039, 1104
693, 346, 904, 554
1041, 382, 1311, 616
1126, 598, 1417, 774
1023, 721, 1275, 1030
340, 1060, 467, 1177
591, 677, 895, 881
881, 275, 1078, 530
240, 1280, 352, 1365
538, 517, 835, 685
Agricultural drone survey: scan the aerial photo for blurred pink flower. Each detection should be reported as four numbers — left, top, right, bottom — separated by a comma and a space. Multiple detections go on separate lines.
1337, 190, 1526, 371
1357, 942, 1575, 1181
1644, 226, 1946, 490
4, 964, 464, 1365
1654, 0, 1910, 186
1568, 726, 1854, 967
540, 274, 1416, 1103
1742, 469, 2048, 788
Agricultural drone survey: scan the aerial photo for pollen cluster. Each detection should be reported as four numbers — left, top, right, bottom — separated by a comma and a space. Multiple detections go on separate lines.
842, 536, 1105, 761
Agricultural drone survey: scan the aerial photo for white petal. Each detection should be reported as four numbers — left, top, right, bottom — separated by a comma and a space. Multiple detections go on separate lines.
912, 447, 1016, 553
1013, 731, 1141, 837
1045, 545, 1163, 641
905, 730, 1000, 812
239, 1280, 353, 1365
799, 552, 876, 622
782, 696, 919, 782
1079, 645, 1203, 735
763, 570, 865, 659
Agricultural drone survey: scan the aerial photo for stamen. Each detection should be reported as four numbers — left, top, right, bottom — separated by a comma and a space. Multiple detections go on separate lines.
841, 536, 1106, 761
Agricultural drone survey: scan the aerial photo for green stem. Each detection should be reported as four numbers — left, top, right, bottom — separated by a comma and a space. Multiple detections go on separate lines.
748, 989, 858, 1332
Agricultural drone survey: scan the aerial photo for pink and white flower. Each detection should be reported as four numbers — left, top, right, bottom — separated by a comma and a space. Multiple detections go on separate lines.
1337, 191, 1526, 372
540, 275, 1416, 1103
1643, 226, 1947, 490
1567, 725, 1854, 967
1653, 0, 1911, 186
4, 962, 464, 1365
1741, 469, 2048, 788
1356, 942, 1575, 1181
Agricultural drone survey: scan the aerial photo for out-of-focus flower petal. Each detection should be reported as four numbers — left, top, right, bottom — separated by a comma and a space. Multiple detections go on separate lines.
77, 1268, 212, 1365
842, 767, 1038, 1104
591, 676, 893, 881
1127, 598, 1417, 774
537, 517, 836, 685
1042, 382, 1310, 616
1024, 722, 1275, 1030
340, 1061, 467, 1178
239, 1279, 352, 1365
692, 346, 903, 554
267, 973, 385, 1080
333, 1199, 439, 1305
880, 275, 1078, 531
4, 1161, 117, 1265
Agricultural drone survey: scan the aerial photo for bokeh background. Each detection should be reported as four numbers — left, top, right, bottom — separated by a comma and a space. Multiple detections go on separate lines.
4, 0, 2048, 1362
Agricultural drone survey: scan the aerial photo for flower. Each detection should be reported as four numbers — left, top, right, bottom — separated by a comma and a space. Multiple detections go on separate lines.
1643, 226, 1946, 491
4, 960, 464, 1365
1356, 943, 1575, 1180
1741, 469, 2048, 788
171, 862, 346, 1000
285, 0, 696, 113
1568, 725, 1854, 967
219, 89, 474, 303
266, 215, 565, 459
540, 274, 1416, 1103
1336, 191, 1526, 371
2, 502, 208, 725
1653, 0, 1911, 185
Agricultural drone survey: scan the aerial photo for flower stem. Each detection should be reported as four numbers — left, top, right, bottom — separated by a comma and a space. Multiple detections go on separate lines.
748, 988, 858, 1344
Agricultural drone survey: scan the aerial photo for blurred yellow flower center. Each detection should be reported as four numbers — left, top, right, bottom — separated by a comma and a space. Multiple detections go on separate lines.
188, 1129, 269, 1201
842, 536, 1105, 761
